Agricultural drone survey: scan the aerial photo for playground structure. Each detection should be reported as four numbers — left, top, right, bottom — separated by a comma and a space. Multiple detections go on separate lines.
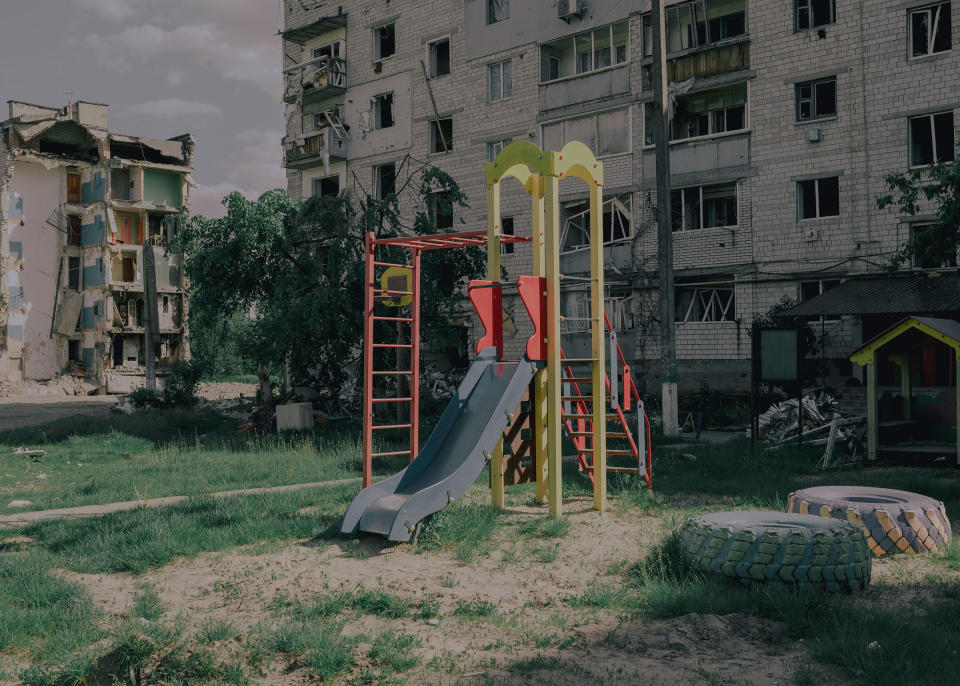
342, 141, 652, 541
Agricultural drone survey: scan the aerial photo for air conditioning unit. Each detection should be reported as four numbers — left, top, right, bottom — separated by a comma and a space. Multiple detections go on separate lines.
558, 0, 582, 21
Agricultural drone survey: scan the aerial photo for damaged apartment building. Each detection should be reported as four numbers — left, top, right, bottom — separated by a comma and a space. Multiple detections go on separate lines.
0, 101, 193, 391
281, 0, 958, 392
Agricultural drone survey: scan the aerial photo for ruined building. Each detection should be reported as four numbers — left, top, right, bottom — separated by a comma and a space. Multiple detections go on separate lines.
0, 101, 193, 391
280, 0, 958, 392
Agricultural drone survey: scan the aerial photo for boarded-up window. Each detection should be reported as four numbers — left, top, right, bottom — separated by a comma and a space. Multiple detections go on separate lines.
111, 168, 131, 201
67, 173, 82, 203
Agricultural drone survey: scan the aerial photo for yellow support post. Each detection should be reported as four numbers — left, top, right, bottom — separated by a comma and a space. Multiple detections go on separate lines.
544, 171, 563, 518
487, 182, 505, 509
588, 177, 606, 512
531, 173, 549, 504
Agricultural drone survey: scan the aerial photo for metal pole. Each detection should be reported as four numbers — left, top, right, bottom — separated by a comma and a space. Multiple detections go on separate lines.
410, 248, 421, 461
651, 0, 678, 437
362, 232, 375, 487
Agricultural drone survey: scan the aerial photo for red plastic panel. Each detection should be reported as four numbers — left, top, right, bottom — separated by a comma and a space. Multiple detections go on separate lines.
468, 280, 503, 357
518, 276, 547, 361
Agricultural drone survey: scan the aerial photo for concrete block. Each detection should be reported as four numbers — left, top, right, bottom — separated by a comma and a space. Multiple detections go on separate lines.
277, 402, 314, 431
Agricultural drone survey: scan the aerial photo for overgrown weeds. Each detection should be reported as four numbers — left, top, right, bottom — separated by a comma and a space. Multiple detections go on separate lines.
419, 501, 504, 563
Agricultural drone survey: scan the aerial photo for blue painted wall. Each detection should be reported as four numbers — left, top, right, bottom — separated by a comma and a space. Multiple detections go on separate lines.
81, 306, 96, 330
82, 347, 95, 368
82, 260, 104, 287
7, 286, 23, 307
9, 192, 23, 219
9, 241, 22, 259
81, 215, 105, 246
80, 172, 106, 204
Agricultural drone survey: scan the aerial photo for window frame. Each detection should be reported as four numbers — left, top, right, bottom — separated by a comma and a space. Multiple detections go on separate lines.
500, 216, 515, 255
430, 191, 454, 229
312, 174, 341, 199
487, 0, 510, 25
796, 176, 840, 220
375, 162, 397, 199
373, 92, 395, 130
908, 111, 955, 167
373, 22, 396, 61
642, 1, 748, 58
671, 183, 739, 232
430, 117, 454, 154
427, 36, 451, 78
795, 76, 837, 123
540, 106, 632, 159
487, 59, 513, 102
794, 0, 836, 32
908, 2, 952, 58
67, 256, 81, 291
539, 19, 629, 83
674, 281, 736, 323
644, 86, 749, 145
486, 138, 513, 162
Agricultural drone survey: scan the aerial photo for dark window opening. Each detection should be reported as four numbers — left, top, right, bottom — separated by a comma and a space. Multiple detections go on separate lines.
487, 0, 509, 24
500, 216, 515, 254
111, 168, 131, 201
911, 2, 952, 57
910, 112, 955, 166
374, 93, 394, 129
796, 77, 837, 121
431, 117, 453, 153
68, 257, 81, 290
68, 339, 81, 363
432, 193, 454, 230
796, 0, 835, 31
376, 162, 396, 199
313, 175, 340, 198
798, 177, 840, 219
375, 23, 396, 60
429, 38, 451, 77
68, 215, 82, 246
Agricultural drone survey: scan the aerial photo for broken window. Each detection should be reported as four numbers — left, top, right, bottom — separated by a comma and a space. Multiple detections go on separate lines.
795, 0, 834, 31
643, 0, 746, 57
672, 183, 737, 231
374, 93, 394, 129
487, 0, 509, 24
431, 192, 454, 230
430, 117, 453, 153
487, 138, 513, 162
67, 172, 82, 204
500, 216, 515, 255
605, 291, 635, 331
428, 38, 451, 78
675, 280, 735, 322
909, 112, 955, 166
68, 257, 81, 290
376, 162, 396, 199
910, 2, 951, 57
313, 175, 340, 198
797, 177, 840, 219
111, 168, 131, 201
560, 194, 632, 253
540, 20, 628, 81
657, 85, 747, 142
67, 215, 82, 246
488, 59, 513, 101
68, 339, 81, 363
541, 107, 630, 157
374, 23, 395, 60
795, 77, 836, 122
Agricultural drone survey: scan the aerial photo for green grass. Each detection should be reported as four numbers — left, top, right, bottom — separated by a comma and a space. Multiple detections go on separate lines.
350, 589, 411, 619
18, 483, 355, 575
131, 583, 165, 620
0, 412, 369, 514
516, 516, 571, 539
419, 501, 504, 563
453, 599, 498, 619
196, 618, 236, 645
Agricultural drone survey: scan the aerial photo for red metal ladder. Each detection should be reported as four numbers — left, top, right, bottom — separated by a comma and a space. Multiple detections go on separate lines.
361, 232, 421, 488
558, 312, 653, 489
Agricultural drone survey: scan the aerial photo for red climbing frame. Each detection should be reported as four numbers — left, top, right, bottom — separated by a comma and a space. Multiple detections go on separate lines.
362, 230, 530, 487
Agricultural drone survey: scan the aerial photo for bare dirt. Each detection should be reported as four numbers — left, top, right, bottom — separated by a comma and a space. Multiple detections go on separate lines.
61, 496, 842, 685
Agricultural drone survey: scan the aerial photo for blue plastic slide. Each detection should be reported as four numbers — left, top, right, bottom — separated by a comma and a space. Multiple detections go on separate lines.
341, 348, 539, 542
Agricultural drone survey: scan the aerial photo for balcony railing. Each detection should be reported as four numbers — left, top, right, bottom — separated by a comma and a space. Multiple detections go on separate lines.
283, 55, 346, 104
284, 129, 347, 168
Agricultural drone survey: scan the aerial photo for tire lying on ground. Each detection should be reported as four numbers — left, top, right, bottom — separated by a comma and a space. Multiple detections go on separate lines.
680, 511, 871, 592
786, 486, 951, 556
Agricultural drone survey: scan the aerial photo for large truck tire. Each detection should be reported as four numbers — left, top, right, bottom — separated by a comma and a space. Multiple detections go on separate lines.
680, 511, 871, 592
786, 486, 951, 556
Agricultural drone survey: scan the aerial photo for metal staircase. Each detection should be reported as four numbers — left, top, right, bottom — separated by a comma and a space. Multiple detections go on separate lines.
558, 312, 652, 488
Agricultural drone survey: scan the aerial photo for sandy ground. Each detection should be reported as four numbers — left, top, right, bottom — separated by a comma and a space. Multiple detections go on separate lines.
56, 497, 845, 686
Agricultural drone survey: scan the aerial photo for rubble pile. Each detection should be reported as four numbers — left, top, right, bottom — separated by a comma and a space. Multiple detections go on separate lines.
755, 392, 841, 442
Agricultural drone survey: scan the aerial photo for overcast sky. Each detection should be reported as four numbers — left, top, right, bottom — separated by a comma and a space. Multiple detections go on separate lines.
0, 0, 287, 217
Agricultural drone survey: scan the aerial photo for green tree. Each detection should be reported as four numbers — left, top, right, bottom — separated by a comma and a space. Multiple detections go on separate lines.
174, 166, 485, 412
877, 153, 960, 269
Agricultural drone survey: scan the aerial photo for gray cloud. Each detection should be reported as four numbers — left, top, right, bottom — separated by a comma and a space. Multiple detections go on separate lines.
119, 99, 222, 119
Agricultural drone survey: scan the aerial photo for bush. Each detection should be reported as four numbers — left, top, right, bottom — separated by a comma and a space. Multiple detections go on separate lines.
129, 362, 201, 409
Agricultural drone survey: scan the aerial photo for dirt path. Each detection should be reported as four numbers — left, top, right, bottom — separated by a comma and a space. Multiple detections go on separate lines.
0, 477, 362, 529
0, 395, 118, 431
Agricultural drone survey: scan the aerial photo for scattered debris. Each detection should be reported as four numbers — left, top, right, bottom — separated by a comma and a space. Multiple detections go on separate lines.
2, 447, 46, 460
7, 500, 32, 508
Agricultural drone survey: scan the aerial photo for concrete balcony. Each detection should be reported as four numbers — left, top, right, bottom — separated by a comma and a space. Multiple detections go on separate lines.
642, 131, 750, 178
283, 56, 346, 105
283, 129, 347, 169
540, 64, 631, 113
